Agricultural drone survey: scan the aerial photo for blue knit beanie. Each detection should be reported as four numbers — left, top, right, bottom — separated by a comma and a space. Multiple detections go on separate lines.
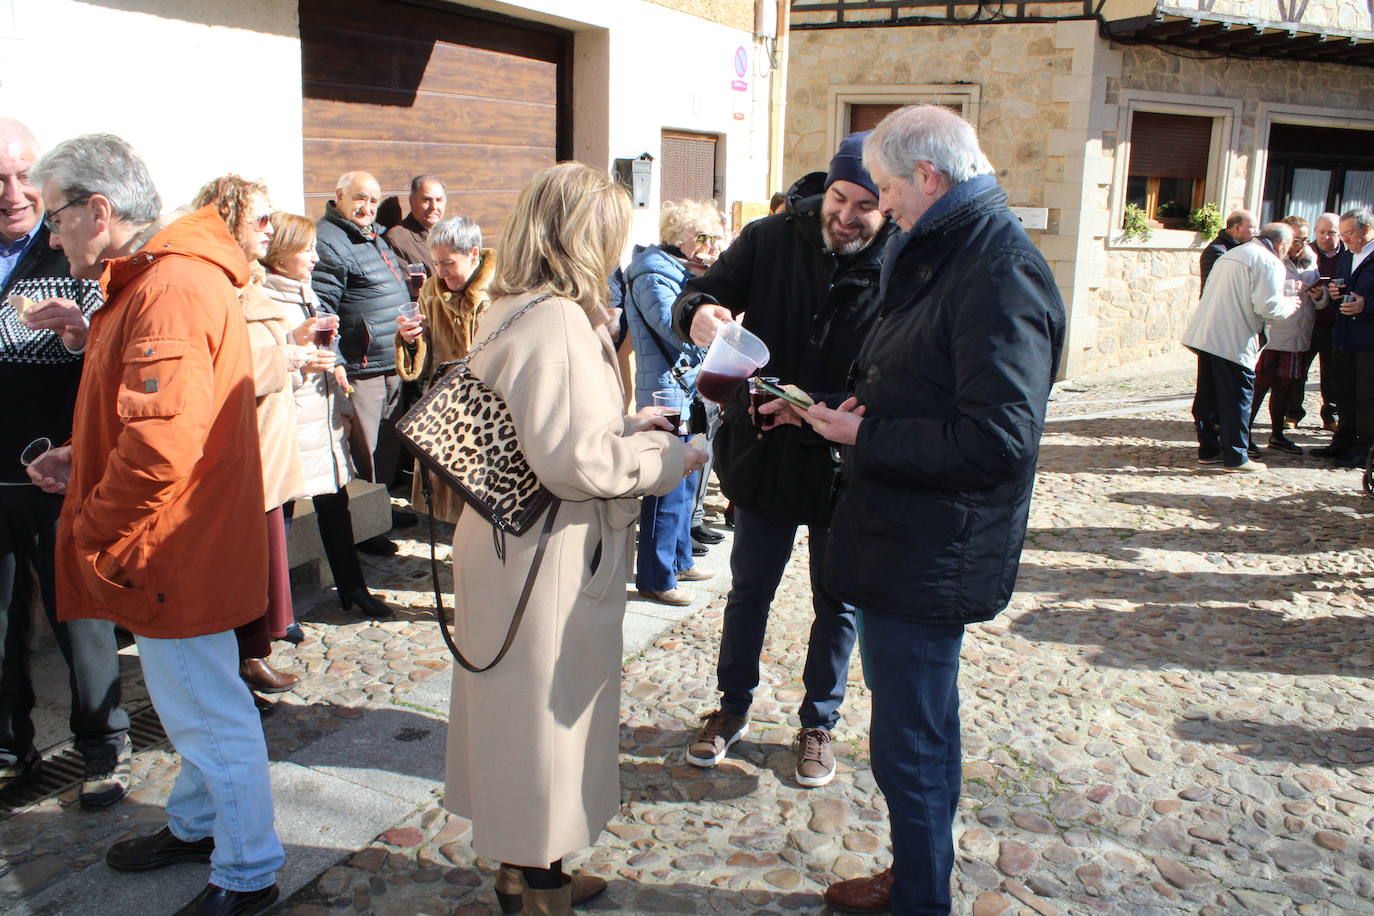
825, 131, 878, 198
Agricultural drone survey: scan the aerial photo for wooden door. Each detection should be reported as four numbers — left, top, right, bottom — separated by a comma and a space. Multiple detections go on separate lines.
299, 0, 569, 241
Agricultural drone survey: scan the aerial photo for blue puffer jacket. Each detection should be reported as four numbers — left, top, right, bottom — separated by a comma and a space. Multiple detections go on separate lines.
625, 245, 704, 409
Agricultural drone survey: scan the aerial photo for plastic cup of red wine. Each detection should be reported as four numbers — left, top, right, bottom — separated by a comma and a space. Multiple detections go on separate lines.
749, 376, 780, 430
652, 389, 684, 435
312, 313, 338, 347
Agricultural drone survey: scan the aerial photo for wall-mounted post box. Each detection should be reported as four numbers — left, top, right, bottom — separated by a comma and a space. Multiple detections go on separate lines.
613, 153, 654, 209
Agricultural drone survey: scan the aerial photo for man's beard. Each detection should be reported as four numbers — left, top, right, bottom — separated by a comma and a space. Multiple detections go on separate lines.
821, 214, 877, 256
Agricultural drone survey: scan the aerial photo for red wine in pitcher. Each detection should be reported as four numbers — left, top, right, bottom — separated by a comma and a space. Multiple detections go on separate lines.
697, 370, 745, 404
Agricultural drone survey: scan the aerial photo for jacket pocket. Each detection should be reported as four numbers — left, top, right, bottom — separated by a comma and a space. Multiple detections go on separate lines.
117, 337, 188, 419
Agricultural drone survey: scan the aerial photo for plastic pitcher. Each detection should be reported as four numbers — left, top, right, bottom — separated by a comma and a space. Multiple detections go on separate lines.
696, 322, 770, 403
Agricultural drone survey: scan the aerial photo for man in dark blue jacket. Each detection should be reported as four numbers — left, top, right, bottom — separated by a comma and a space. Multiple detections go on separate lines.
313, 171, 413, 552
671, 135, 896, 789
1313, 208, 1374, 466
785, 106, 1064, 915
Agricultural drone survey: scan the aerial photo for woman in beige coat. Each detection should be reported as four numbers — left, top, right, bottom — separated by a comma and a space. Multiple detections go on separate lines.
193, 176, 307, 700
442, 163, 707, 915
395, 215, 495, 523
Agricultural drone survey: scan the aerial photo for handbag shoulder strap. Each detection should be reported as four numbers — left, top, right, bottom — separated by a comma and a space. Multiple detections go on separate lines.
421, 467, 559, 673
452, 291, 556, 372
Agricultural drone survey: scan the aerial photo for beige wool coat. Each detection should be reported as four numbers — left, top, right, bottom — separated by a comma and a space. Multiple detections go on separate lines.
241, 268, 306, 510
443, 291, 687, 866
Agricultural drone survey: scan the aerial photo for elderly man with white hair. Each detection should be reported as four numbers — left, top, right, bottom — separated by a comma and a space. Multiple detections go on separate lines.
776, 105, 1064, 915
312, 170, 412, 556
1314, 207, 1374, 466
1183, 222, 1300, 472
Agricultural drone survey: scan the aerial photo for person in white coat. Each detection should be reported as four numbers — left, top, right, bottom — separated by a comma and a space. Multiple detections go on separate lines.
1182, 222, 1299, 472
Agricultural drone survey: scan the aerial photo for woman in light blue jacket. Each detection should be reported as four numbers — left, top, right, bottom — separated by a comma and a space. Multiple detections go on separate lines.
625, 200, 723, 604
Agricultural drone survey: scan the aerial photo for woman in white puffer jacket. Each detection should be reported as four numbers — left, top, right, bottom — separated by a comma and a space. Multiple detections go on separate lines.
261, 212, 394, 628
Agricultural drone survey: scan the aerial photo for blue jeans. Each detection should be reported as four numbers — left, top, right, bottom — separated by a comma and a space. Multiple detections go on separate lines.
636, 473, 696, 591
1191, 349, 1255, 467
135, 630, 283, 892
716, 507, 855, 730
858, 610, 964, 916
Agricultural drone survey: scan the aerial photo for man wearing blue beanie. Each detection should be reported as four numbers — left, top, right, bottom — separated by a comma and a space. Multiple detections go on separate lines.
670, 133, 895, 790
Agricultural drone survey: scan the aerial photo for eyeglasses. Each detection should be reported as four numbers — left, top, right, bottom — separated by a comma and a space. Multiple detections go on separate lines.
694, 233, 723, 245
245, 213, 272, 231
41, 195, 91, 235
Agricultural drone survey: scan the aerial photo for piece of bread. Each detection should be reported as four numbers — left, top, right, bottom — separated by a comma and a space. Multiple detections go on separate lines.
8, 293, 36, 318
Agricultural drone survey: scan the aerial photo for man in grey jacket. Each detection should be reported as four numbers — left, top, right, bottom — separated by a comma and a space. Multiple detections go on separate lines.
1182, 222, 1299, 472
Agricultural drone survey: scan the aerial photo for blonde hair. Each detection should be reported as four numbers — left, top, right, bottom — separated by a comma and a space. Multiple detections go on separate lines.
491, 162, 630, 317
262, 211, 316, 275
191, 174, 270, 252
659, 199, 725, 247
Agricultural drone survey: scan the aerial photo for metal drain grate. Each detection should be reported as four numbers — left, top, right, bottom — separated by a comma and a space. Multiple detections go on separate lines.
0, 703, 167, 818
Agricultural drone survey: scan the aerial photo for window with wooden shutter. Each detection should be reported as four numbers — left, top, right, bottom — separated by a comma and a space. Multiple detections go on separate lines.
660, 131, 719, 205
848, 102, 961, 134
1124, 112, 1213, 227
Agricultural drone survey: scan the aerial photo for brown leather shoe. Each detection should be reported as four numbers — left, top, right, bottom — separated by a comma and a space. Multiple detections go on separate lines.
675, 566, 714, 582
239, 658, 298, 694
495, 866, 606, 914
824, 868, 894, 913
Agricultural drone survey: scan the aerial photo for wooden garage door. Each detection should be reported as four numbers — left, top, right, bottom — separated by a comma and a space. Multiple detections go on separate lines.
299, 0, 569, 241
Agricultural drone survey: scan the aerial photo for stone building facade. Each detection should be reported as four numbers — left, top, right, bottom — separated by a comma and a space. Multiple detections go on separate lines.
784, 0, 1374, 377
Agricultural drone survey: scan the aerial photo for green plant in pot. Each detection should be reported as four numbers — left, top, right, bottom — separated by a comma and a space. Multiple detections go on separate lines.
1189, 202, 1223, 237
1122, 203, 1152, 241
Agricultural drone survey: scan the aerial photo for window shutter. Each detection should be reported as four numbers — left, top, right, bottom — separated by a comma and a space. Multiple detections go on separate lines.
1129, 112, 1212, 179
848, 102, 963, 134
661, 131, 717, 204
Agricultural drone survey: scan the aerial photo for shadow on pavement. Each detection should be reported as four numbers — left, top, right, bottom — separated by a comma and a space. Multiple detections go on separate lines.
1173, 715, 1374, 768
1007, 600, 1374, 679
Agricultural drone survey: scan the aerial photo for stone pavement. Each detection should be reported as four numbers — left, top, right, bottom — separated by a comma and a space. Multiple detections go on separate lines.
6, 348, 1374, 915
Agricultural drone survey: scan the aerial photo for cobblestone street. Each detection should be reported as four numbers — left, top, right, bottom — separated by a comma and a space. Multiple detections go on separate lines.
5, 351, 1374, 915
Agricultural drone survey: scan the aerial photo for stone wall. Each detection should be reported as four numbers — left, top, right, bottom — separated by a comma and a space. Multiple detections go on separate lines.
641, 0, 754, 31
1086, 43, 1372, 372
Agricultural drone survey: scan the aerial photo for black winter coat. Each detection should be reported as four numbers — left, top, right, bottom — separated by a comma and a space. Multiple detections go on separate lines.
671, 172, 897, 525
823, 184, 1065, 626
312, 202, 410, 377
1199, 231, 1242, 295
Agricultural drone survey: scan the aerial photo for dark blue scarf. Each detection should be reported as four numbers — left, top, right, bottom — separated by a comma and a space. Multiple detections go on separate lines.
880, 173, 999, 298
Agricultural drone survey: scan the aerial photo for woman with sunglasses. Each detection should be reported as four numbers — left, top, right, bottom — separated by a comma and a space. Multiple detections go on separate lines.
623, 200, 725, 606
191, 176, 306, 707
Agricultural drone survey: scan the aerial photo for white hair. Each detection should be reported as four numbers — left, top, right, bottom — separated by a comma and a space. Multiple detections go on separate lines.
1342, 208, 1374, 232
862, 105, 993, 187
429, 215, 481, 252
1315, 211, 1340, 229
335, 171, 377, 192
31, 133, 161, 225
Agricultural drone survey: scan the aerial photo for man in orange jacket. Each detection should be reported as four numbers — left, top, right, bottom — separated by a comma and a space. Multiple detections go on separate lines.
29, 134, 281, 916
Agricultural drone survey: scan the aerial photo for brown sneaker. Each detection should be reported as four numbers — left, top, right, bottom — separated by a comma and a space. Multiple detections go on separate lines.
685, 710, 749, 767
795, 727, 836, 788
825, 868, 893, 912
675, 566, 714, 582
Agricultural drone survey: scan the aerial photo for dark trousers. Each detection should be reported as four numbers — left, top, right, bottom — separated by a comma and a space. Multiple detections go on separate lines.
716, 506, 855, 730
1328, 347, 1374, 452
1292, 323, 1337, 425
0, 486, 128, 764
635, 472, 696, 592
858, 609, 964, 916
1191, 350, 1255, 467
310, 488, 368, 593
1250, 363, 1301, 437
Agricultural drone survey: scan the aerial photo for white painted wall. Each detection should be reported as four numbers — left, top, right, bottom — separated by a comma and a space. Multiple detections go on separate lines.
0, 0, 305, 212
0, 0, 771, 246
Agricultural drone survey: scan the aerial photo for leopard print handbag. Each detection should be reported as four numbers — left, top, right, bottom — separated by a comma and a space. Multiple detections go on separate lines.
395, 293, 559, 673
395, 293, 556, 537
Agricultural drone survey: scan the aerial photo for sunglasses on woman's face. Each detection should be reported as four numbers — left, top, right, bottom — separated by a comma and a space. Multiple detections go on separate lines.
694, 233, 722, 246
246, 213, 272, 231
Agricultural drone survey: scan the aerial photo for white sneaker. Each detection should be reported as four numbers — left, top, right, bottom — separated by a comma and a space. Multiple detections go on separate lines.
1223, 460, 1267, 473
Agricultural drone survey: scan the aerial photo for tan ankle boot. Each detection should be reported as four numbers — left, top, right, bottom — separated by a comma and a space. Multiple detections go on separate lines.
521, 880, 572, 916
496, 865, 524, 914
497, 868, 607, 913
